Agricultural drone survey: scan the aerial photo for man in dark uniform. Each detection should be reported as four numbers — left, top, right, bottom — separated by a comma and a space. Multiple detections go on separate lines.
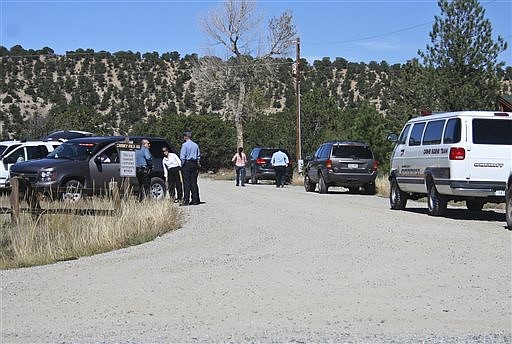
135, 138, 153, 201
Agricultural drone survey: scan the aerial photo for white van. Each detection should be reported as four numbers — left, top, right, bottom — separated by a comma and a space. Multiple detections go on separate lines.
0, 140, 61, 189
387, 111, 512, 216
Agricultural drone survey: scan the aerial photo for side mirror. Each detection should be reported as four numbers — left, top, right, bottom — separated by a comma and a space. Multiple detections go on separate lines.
94, 155, 102, 164
387, 133, 399, 143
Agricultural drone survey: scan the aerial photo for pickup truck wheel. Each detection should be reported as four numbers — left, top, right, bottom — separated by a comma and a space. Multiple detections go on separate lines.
318, 173, 328, 194
150, 177, 166, 200
466, 199, 484, 211
304, 174, 316, 192
61, 179, 84, 202
427, 182, 447, 216
390, 178, 407, 210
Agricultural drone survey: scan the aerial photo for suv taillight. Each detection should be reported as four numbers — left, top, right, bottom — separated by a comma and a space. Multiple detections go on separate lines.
449, 147, 465, 160
372, 159, 378, 171
256, 158, 266, 165
326, 159, 332, 169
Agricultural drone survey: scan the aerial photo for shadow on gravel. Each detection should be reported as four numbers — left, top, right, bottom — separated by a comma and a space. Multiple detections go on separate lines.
404, 207, 506, 223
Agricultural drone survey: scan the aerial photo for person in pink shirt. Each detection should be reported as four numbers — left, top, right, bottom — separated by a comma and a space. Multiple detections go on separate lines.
231, 147, 247, 187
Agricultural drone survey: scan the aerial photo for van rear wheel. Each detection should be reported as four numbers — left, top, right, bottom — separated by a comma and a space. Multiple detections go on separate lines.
390, 178, 407, 210
506, 190, 512, 230
427, 182, 447, 216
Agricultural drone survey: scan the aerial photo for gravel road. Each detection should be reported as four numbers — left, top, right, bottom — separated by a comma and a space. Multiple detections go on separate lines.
1, 177, 511, 343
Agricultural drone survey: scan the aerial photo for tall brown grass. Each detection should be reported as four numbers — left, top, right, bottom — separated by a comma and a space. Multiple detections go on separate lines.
0, 196, 182, 269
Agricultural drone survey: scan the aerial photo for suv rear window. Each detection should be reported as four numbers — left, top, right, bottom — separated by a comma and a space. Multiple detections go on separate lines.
332, 145, 373, 159
259, 149, 289, 158
473, 119, 512, 145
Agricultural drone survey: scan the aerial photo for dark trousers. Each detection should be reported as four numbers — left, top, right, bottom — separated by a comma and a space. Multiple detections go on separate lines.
136, 167, 151, 201
182, 161, 200, 204
274, 165, 286, 187
235, 166, 246, 186
167, 167, 183, 201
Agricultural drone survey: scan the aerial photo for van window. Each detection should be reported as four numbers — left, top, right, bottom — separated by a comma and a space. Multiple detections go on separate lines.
398, 124, 411, 145
443, 118, 461, 144
409, 122, 426, 146
473, 119, 512, 145
422, 120, 445, 145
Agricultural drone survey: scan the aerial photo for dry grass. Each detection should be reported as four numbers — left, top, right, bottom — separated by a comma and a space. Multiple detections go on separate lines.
375, 174, 390, 197
0, 196, 182, 269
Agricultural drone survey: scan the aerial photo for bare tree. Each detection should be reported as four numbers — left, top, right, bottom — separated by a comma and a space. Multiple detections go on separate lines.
195, 0, 296, 148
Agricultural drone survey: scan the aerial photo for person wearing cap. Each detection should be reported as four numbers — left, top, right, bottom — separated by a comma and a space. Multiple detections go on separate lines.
180, 131, 201, 206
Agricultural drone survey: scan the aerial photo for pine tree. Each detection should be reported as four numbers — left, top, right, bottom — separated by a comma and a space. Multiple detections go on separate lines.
418, 0, 507, 111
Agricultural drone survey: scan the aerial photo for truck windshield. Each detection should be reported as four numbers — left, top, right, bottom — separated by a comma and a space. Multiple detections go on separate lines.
46, 142, 96, 160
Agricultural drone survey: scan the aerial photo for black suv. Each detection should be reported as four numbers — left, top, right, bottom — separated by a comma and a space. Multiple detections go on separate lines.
303, 141, 378, 194
10, 136, 174, 201
245, 147, 293, 184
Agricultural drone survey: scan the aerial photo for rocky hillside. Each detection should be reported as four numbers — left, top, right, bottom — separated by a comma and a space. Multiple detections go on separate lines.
1, 46, 511, 138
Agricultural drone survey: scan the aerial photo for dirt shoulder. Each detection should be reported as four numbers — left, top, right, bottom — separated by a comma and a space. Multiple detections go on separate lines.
1, 177, 510, 343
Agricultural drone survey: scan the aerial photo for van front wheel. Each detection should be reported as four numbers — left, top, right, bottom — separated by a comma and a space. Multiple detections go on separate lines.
390, 178, 407, 210
427, 182, 447, 216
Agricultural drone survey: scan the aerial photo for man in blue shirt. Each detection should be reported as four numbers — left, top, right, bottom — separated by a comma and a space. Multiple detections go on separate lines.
180, 131, 201, 205
271, 148, 289, 188
135, 138, 153, 201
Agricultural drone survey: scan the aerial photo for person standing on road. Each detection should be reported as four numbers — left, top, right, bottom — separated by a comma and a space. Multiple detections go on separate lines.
135, 138, 153, 201
180, 131, 201, 206
231, 147, 247, 187
271, 148, 289, 188
162, 146, 183, 203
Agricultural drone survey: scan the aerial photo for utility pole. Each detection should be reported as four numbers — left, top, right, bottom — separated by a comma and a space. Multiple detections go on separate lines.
294, 37, 303, 174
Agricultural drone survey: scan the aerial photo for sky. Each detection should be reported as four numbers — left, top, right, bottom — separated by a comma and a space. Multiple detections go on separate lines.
1, 0, 511, 66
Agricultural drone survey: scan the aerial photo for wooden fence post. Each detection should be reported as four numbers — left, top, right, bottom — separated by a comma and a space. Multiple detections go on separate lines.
9, 177, 20, 225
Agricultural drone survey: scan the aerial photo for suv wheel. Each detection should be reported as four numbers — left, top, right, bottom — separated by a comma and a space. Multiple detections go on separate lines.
427, 182, 447, 216
61, 179, 84, 202
466, 199, 484, 211
150, 177, 166, 200
304, 174, 316, 192
318, 173, 328, 194
390, 178, 407, 210
348, 187, 359, 194
364, 183, 376, 195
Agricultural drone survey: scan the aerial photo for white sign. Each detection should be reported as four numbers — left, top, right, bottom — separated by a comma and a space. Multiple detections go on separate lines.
120, 150, 136, 177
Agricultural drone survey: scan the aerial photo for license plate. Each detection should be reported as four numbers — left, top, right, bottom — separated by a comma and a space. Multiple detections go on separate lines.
495, 190, 505, 196
348, 163, 358, 168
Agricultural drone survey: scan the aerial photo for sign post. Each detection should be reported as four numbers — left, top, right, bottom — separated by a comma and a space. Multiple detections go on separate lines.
116, 141, 140, 198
